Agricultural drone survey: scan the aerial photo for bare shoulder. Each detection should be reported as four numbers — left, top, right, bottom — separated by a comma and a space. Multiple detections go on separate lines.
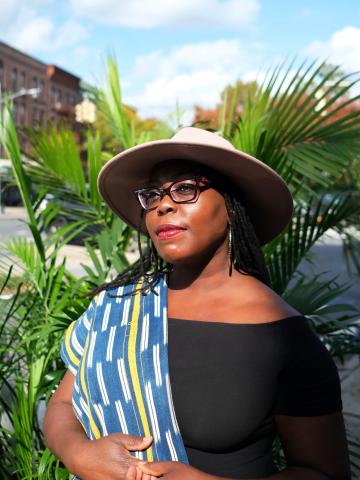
233, 274, 301, 324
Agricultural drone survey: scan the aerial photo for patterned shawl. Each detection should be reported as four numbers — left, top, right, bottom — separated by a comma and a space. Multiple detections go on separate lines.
61, 275, 189, 464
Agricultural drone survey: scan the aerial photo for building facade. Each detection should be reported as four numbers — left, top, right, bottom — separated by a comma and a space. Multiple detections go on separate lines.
0, 41, 83, 205
0, 41, 82, 130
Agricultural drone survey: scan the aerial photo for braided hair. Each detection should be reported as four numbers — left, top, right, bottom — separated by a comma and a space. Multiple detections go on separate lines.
88, 164, 271, 299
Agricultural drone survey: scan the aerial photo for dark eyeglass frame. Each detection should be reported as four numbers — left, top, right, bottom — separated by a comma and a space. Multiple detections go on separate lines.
134, 176, 213, 211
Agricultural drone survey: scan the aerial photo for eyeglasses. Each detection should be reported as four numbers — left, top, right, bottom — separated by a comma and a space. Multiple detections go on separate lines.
134, 176, 213, 211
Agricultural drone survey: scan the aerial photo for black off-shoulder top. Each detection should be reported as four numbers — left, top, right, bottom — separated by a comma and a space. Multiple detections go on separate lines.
167, 315, 343, 479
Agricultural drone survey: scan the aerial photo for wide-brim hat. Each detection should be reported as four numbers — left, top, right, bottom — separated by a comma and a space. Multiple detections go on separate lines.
97, 127, 293, 245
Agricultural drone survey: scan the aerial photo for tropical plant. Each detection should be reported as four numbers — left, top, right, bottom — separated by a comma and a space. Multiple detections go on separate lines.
0, 56, 359, 478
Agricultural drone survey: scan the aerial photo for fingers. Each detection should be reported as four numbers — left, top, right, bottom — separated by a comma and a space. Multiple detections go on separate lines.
137, 461, 165, 476
125, 465, 138, 480
125, 466, 158, 480
114, 433, 153, 451
142, 473, 153, 480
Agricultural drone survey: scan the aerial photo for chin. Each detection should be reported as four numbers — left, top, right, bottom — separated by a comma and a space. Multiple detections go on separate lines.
155, 244, 192, 265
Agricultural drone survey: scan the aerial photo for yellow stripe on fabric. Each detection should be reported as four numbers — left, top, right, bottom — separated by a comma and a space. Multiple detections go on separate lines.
80, 334, 101, 439
65, 321, 80, 367
128, 279, 153, 461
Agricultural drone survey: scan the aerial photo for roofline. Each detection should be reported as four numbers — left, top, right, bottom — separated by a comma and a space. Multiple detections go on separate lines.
0, 40, 47, 68
0, 40, 81, 80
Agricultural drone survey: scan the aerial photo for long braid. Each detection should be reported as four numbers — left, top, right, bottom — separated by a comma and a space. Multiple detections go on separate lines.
224, 192, 271, 287
87, 184, 271, 299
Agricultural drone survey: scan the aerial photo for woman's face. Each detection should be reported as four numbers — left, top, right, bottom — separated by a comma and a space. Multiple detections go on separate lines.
144, 161, 229, 265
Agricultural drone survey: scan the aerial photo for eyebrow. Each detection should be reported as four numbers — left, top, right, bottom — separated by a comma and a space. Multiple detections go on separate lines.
145, 174, 200, 187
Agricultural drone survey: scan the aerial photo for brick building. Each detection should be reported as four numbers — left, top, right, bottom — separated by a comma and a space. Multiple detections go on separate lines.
0, 41, 82, 130
0, 41, 83, 205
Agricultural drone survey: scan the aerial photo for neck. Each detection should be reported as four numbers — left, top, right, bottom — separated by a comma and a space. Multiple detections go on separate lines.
167, 241, 232, 292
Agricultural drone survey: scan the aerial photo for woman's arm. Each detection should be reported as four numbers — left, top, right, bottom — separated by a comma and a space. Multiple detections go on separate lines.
44, 370, 154, 480
43, 370, 90, 470
268, 412, 351, 480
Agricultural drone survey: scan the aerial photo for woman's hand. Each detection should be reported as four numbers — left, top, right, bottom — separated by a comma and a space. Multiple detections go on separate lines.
71, 433, 153, 480
125, 465, 158, 480
135, 461, 213, 480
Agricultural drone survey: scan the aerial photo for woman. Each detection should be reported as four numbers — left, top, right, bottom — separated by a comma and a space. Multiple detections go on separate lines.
44, 127, 351, 480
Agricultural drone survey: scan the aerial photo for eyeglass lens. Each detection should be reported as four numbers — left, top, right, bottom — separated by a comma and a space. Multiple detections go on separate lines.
138, 180, 199, 210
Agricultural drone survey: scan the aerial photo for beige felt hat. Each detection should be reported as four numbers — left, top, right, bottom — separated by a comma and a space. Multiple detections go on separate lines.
97, 127, 293, 245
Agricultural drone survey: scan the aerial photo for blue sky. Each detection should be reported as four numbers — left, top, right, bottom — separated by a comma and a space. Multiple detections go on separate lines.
1, 0, 360, 120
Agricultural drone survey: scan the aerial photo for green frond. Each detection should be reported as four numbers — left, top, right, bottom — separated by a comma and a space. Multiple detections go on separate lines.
265, 191, 359, 294
227, 59, 360, 196
30, 125, 88, 201
0, 102, 45, 260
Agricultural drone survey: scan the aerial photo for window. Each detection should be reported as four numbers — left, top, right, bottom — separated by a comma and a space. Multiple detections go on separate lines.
32, 76, 38, 89
39, 110, 45, 125
20, 71, 26, 89
11, 68, 17, 91
13, 101, 17, 123
51, 86, 56, 101
0, 60, 3, 85
19, 103, 26, 124
32, 107, 38, 126
56, 89, 62, 103
39, 79, 45, 98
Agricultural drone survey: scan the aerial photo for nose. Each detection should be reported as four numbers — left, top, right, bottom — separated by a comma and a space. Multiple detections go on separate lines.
156, 192, 177, 216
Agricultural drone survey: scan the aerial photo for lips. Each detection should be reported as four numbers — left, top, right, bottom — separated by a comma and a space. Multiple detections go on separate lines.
156, 224, 187, 240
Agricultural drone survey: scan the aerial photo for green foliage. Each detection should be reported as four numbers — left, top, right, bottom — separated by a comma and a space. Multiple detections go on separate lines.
221, 60, 360, 196
0, 55, 359, 478
79, 217, 131, 287
12, 357, 46, 479
265, 191, 359, 294
0, 100, 44, 261
37, 448, 73, 480
86, 55, 171, 153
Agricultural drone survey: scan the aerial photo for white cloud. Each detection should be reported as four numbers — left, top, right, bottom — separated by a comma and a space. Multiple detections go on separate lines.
13, 16, 54, 53
124, 39, 264, 118
68, 0, 260, 29
53, 20, 88, 49
0, 3, 51, 52
303, 26, 360, 72
0, 0, 89, 57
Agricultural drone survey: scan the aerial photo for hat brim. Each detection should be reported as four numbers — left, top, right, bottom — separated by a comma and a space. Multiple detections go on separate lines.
97, 139, 293, 245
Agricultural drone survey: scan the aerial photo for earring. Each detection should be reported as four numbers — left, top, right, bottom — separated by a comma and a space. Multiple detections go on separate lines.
228, 223, 233, 276
149, 240, 157, 268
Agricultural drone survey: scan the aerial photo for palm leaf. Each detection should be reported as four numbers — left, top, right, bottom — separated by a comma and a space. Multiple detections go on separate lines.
265, 191, 359, 294
228, 60, 360, 196
283, 272, 360, 357
0, 102, 45, 261
87, 129, 103, 210
30, 125, 88, 201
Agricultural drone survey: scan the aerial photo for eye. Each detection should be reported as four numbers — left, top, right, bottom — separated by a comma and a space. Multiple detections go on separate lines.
172, 182, 197, 196
141, 189, 161, 206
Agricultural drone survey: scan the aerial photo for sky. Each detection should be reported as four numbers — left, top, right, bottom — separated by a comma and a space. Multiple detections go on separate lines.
1, 0, 360, 121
